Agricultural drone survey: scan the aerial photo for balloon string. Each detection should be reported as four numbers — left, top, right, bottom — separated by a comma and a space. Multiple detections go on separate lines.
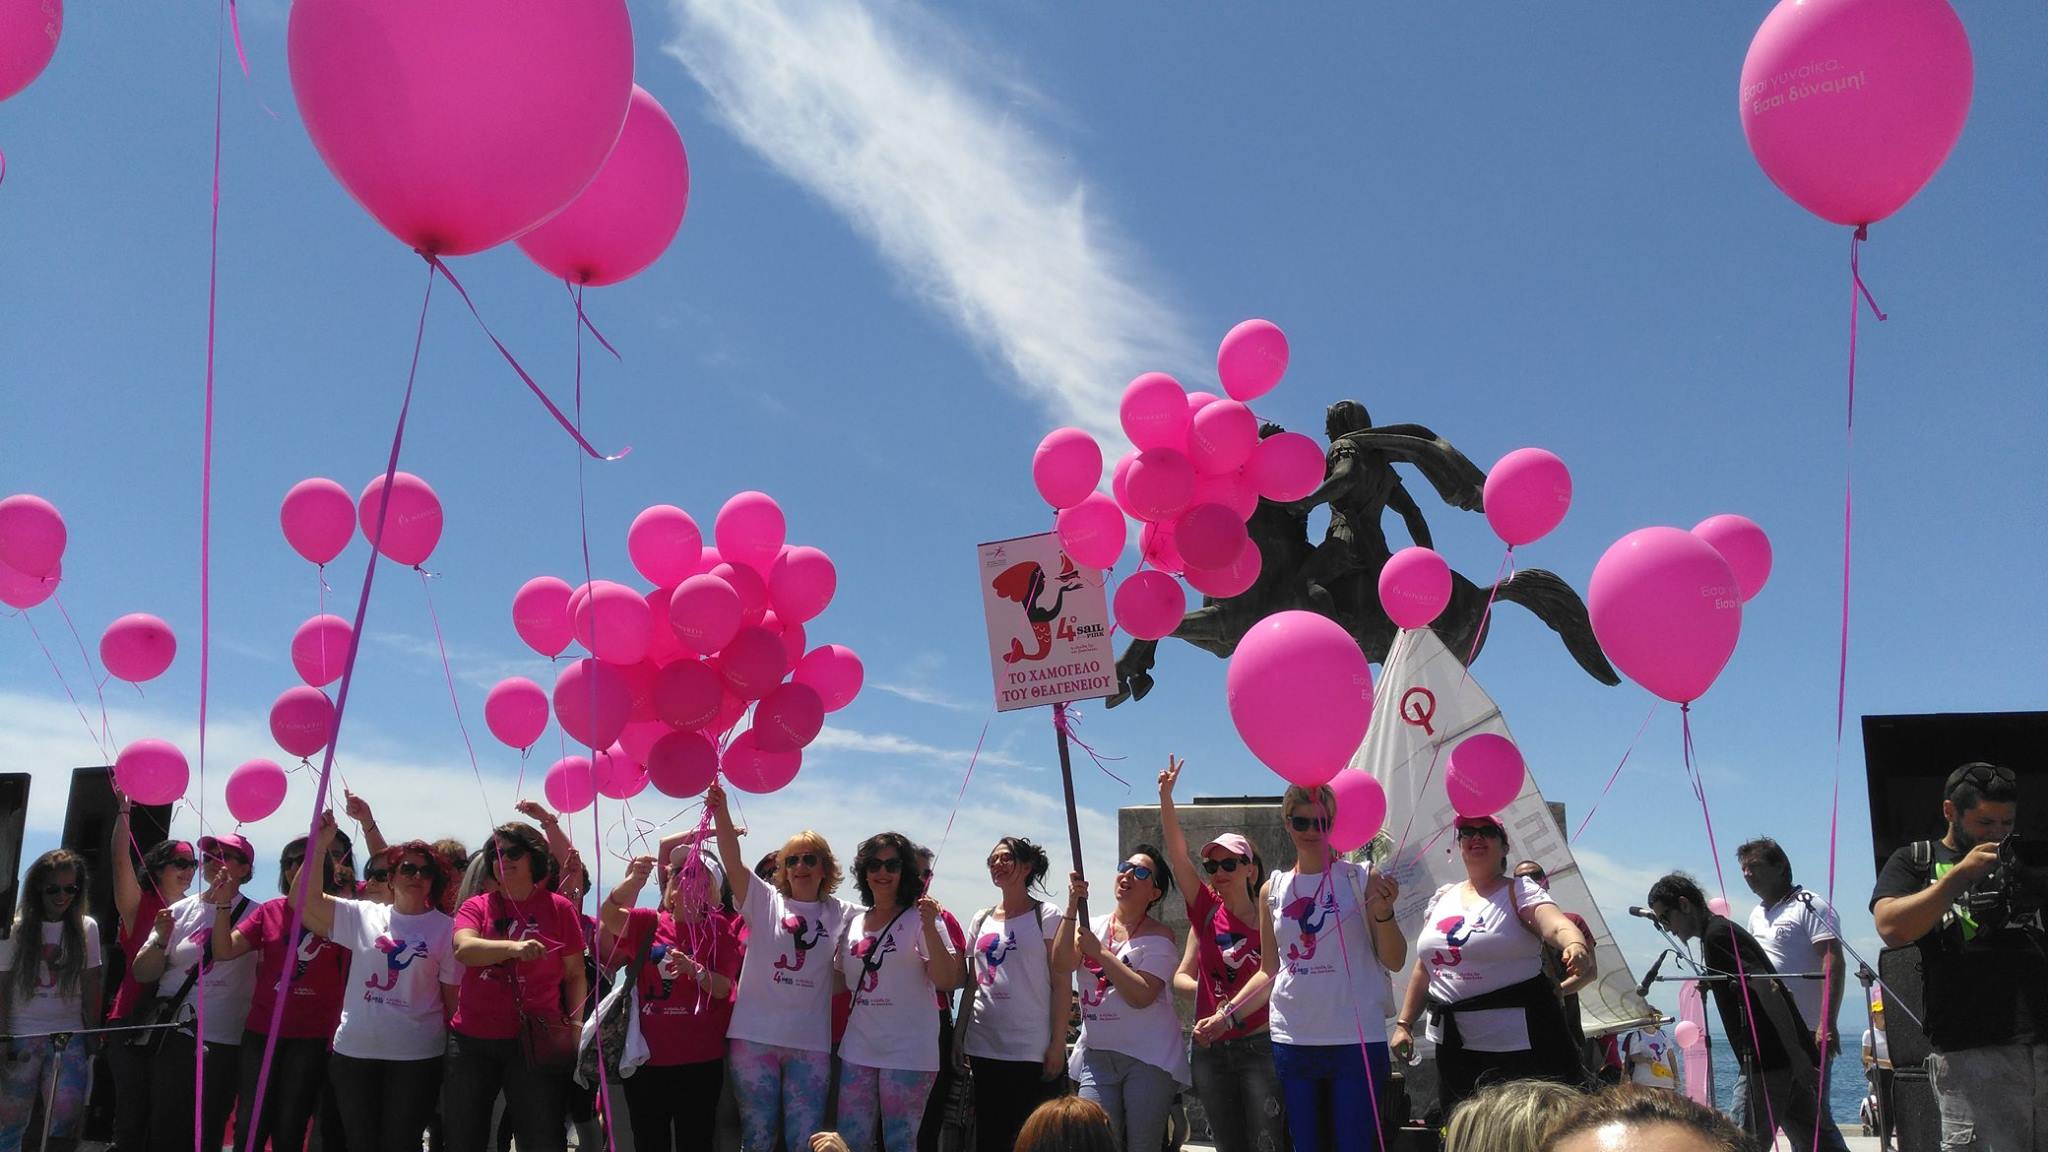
196, 4, 229, 1136
18, 611, 110, 763
222, 0, 276, 118
47, 592, 116, 751
1317, 859, 1392, 1152
1052, 704, 1128, 789
422, 254, 629, 461
1457, 546, 1513, 686
927, 717, 991, 879
418, 567, 495, 827
1569, 700, 1659, 844
566, 279, 622, 360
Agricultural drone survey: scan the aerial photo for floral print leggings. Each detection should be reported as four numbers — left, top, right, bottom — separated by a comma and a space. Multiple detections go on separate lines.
0, 1036, 91, 1152
728, 1038, 832, 1152
836, 1060, 938, 1152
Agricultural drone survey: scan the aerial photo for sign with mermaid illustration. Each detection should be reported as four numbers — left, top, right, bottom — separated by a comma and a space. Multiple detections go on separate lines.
977, 531, 1114, 712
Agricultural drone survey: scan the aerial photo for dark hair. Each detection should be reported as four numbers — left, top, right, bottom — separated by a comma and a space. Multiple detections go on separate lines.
11, 850, 90, 1003
1648, 872, 1708, 916
992, 836, 1051, 894
753, 851, 779, 882
433, 839, 471, 875
1016, 1096, 1118, 1152
487, 822, 557, 887
1946, 762, 2018, 813
1127, 842, 1173, 910
853, 832, 927, 908
380, 840, 454, 909
1538, 1083, 1757, 1152
140, 838, 195, 895
279, 836, 343, 896
1735, 837, 1789, 877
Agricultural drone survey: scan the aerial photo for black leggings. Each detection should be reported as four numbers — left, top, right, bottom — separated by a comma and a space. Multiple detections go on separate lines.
620, 1060, 726, 1151
967, 1056, 1065, 1152
148, 1031, 239, 1152
328, 1051, 445, 1152
441, 1032, 570, 1152
104, 1019, 153, 1152
235, 1030, 330, 1152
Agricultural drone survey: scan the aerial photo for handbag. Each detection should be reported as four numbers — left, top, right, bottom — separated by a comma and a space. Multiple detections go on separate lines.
129, 895, 245, 1055
498, 893, 582, 1071
575, 918, 654, 1088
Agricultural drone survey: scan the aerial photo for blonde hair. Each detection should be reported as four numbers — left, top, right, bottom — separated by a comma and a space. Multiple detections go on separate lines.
1281, 783, 1338, 823
775, 831, 842, 898
1445, 1079, 1583, 1152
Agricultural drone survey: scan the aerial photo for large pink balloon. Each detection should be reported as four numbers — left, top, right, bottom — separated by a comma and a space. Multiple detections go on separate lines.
0, 556, 57, 610
712, 562, 770, 628
287, 0, 635, 255
1139, 519, 1184, 576
225, 759, 289, 824
718, 626, 788, 701
270, 687, 335, 759
794, 644, 863, 712
1226, 611, 1373, 787
1055, 494, 1127, 571
1589, 527, 1744, 704
1378, 547, 1452, 630
1445, 733, 1525, 818
553, 658, 632, 749
722, 729, 802, 795
572, 580, 652, 666
1484, 449, 1571, 548
1739, 0, 1973, 227
593, 745, 648, 800
100, 614, 176, 684
627, 505, 703, 588
1185, 540, 1262, 600
1691, 515, 1773, 603
653, 658, 725, 731
1192, 469, 1259, 522
714, 492, 786, 575
669, 573, 743, 656
1673, 1020, 1701, 1049
1172, 504, 1246, 572
1328, 771, 1389, 854
114, 738, 188, 806
646, 729, 719, 798
512, 576, 575, 658
290, 614, 353, 687
617, 719, 669, 766
765, 613, 808, 669
753, 682, 824, 753
1188, 400, 1258, 477
1217, 319, 1289, 403
0, 493, 64, 578
1110, 451, 1139, 512
1119, 373, 1190, 452
357, 472, 443, 567
1122, 448, 1196, 523
484, 677, 550, 749
768, 546, 837, 625
1244, 432, 1325, 503
544, 756, 598, 814
643, 588, 686, 666
516, 85, 690, 287
279, 479, 355, 566
1113, 570, 1186, 642
0, 0, 61, 103
1032, 428, 1104, 510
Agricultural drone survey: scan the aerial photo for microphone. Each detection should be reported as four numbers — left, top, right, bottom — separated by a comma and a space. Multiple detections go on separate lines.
1636, 950, 1669, 998
1628, 906, 1662, 922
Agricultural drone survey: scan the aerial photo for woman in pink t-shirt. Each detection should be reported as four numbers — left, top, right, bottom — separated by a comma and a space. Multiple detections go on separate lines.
104, 800, 196, 1152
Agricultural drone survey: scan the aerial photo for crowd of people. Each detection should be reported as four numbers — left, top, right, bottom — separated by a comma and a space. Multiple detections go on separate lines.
0, 756, 2036, 1152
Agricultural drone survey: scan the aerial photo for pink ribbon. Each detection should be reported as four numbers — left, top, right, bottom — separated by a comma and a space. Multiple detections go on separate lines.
1569, 700, 1659, 844
418, 568, 496, 824
1052, 704, 1129, 789
928, 718, 992, 877
567, 279, 622, 361
17, 611, 108, 763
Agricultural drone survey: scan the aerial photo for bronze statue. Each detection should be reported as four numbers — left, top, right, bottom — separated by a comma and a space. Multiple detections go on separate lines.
1107, 402, 1617, 705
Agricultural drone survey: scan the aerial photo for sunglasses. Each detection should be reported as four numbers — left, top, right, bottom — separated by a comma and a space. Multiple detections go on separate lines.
863, 857, 903, 875
208, 851, 251, 866
784, 853, 821, 869
1289, 816, 1331, 833
496, 844, 532, 862
364, 868, 393, 883
1456, 826, 1503, 842
168, 858, 199, 871
42, 884, 80, 897
1116, 862, 1155, 882
1201, 856, 1251, 875
1949, 763, 2017, 797
395, 862, 429, 879
986, 852, 1015, 868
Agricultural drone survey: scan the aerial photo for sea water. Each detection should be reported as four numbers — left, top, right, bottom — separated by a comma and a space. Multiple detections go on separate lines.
1694, 1045, 1879, 1127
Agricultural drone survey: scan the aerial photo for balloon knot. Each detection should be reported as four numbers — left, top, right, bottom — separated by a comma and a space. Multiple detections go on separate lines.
1853, 224, 1869, 242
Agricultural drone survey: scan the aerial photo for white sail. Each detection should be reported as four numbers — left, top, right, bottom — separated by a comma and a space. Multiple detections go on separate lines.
1347, 626, 1658, 1038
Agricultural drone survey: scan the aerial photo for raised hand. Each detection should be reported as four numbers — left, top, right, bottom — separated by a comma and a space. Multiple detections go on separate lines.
342, 789, 373, 825
1157, 755, 1184, 803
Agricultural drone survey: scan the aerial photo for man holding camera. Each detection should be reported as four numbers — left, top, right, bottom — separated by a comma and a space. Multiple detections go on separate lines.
1871, 761, 2047, 1151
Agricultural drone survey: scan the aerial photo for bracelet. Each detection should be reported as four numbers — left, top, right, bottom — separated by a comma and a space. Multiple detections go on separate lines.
1373, 912, 1395, 923
1395, 1019, 1415, 1031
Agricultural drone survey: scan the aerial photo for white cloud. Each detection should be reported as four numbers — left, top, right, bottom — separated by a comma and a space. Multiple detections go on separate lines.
808, 725, 1035, 773
366, 630, 537, 693
664, 0, 1195, 442
870, 682, 976, 712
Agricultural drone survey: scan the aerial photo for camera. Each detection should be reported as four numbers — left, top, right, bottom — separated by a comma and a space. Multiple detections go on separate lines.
1959, 837, 2048, 932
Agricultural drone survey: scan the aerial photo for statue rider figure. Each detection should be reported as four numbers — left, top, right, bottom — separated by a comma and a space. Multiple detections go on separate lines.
1291, 401, 1436, 624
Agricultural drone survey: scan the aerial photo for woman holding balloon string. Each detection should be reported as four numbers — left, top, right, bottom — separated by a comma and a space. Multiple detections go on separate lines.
104, 800, 197, 1152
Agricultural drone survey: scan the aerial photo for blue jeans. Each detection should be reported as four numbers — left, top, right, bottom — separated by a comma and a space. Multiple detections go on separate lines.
1073, 1047, 1180, 1152
1929, 1042, 2048, 1152
1270, 1041, 1390, 1152
1190, 1033, 1288, 1152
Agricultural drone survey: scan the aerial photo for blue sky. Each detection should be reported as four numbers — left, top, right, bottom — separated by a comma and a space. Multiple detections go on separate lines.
2, 1, 2042, 1018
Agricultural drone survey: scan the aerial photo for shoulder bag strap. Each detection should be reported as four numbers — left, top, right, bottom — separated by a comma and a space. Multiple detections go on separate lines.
850, 906, 914, 1009
954, 908, 993, 1039
626, 913, 656, 986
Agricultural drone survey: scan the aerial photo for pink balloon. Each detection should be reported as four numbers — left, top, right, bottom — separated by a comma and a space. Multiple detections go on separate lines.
1217, 319, 1289, 403
1139, 519, 1184, 576
114, 738, 188, 806
1113, 570, 1186, 642
646, 729, 720, 798
718, 626, 788, 701
1032, 428, 1104, 510
620, 659, 661, 723
270, 686, 336, 759
572, 580, 652, 666
593, 745, 648, 800
685, 545, 725, 580
1122, 447, 1196, 523
1110, 451, 1139, 512
512, 576, 575, 658
225, 759, 289, 824
714, 492, 786, 575
1119, 372, 1190, 452
1739, 0, 1973, 227
290, 614, 353, 687
1691, 515, 1774, 603
626, 505, 703, 588
1185, 541, 1263, 600
763, 612, 808, 669
484, 677, 550, 749
544, 756, 598, 814
100, 613, 177, 684
1055, 494, 1127, 571
1193, 469, 1259, 522
1328, 771, 1389, 854
1186, 391, 1220, 420
553, 658, 632, 749
0, 555, 58, 610
1378, 547, 1452, 630
1226, 611, 1373, 787
1589, 527, 1744, 704
279, 479, 355, 566
768, 546, 837, 625
723, 729, 802, 795
1445, 733, 1525, 818
709, 688, 748, 736
357, 472, 443, 567
0, 493, 64, 578
1172, 504, 1247, 572
617, 719, 669, 766
652, 658, 724, 731
1673, 1020, 1701, 1049
711, 562, 770, 628
669, 573, 743, 656
1189, 400, 1259, 477
515, 85, 690, 287
1244, 432, 1325, 503
0, 0, 61, 103
794, 644, 864, 712
1707, 896, 1733, 918
753, 682, 825, 753
287, 0, 634, 255
1484, 449, 1572, 548
643, 587, 686, 666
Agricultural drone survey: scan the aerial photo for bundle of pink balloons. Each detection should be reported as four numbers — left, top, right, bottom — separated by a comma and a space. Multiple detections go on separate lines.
0, 493, 66, 609
1588, 515, 1771, 705
487, 491, 862, 811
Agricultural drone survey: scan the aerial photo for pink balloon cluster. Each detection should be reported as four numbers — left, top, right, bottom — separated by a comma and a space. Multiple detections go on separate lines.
493, 492, 861, 800
0, 493, 66, 609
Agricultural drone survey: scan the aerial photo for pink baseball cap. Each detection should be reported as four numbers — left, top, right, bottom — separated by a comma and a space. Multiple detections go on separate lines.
198, 833, 254, 862
1201, 833, 1254, 859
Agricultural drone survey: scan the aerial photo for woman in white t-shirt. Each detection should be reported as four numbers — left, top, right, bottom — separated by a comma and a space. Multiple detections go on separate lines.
1392, 814, 1594, 1120
291, 811, 463, 1152
1053, 845, 1188, 1152
0, 849, 103, 1148
834, 832, 964, 1152
707, 782, 859, 1152
954, 836, 1069, 1152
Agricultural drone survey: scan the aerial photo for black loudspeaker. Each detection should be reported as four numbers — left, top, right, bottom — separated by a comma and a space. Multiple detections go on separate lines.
0, 773, 27, 939
1877, 946, 1930, 1067
1861, 712, 2047, 874
59, 766, 172, 969
1888, 1067, 1940, 1152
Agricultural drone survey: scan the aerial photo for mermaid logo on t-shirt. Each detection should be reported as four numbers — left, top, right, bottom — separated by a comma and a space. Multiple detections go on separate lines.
1207, 924, 1258, 998
975, 929, 1017, 987
1282, 887, 1335, 964
1429, 913, 1479, 969
644, 942, 676, 1003
366, 935, 428, 991
773, 913, 828, 973
1078, 954, 1111, 1008
850, 931, 899, 994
